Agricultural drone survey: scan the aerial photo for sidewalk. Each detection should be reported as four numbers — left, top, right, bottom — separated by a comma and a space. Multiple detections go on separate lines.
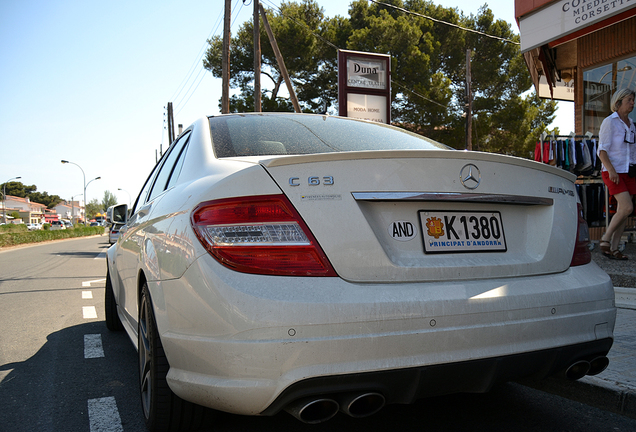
579, 302, 636, 416
520, 243, 636, 418
590, 241, 636, 406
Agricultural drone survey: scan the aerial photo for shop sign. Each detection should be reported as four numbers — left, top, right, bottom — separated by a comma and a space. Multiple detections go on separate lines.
346, 94, 387, 122
346, 58, 387, 90
538, 75, 575, 101
338, 50, 391, 124
519, 0, 636, 52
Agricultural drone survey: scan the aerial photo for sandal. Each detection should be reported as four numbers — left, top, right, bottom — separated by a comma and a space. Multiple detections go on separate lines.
609, 249, 629, 260
599, 240, 611, 257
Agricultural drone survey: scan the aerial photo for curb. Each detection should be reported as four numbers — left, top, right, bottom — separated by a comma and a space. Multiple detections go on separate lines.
615, 287, 636, 309
518, 375, 636, 419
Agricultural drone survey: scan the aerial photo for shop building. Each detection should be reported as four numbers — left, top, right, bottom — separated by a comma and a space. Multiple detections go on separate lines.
515, 0, 636, 134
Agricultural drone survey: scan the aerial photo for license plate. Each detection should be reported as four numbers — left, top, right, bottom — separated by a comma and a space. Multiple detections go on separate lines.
418, 211, 507, 253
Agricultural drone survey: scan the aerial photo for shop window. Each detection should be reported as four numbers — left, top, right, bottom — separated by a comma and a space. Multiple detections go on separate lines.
583, 55, 636, 135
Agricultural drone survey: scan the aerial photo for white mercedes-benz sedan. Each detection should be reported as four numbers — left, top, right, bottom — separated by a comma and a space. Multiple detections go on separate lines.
105, 113, 616, 431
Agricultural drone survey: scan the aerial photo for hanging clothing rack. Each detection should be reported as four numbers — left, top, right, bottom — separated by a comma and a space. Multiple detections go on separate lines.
534, 134, 599, 170
536, 133, 610, 239
539, 133, 599, 140
552, 135, 599, 139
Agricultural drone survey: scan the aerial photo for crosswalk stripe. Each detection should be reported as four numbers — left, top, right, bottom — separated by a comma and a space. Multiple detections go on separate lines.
83, 306, 98, 319
84, 334, 105, 359
88, 397, 123, 432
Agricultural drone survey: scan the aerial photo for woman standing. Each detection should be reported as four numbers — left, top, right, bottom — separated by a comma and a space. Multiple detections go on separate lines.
598, 88, 636, 259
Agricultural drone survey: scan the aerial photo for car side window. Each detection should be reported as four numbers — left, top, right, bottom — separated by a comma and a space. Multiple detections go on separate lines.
131, 160, 162, 215
166, 138, 190, 190
147, 131, 191, 202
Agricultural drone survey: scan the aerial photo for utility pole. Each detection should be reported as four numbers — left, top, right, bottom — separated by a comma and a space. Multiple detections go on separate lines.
260, 4, 301, 113
222, 0, 231, 114
167, 102, 175, 144
254, 0, 261, 112
465, 48, 472, 151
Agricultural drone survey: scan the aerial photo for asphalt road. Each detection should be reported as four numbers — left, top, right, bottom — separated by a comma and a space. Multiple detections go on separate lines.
1, 236, 636, 432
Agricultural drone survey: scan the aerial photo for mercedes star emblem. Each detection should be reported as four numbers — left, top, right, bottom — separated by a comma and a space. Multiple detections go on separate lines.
460, 164, 481, 190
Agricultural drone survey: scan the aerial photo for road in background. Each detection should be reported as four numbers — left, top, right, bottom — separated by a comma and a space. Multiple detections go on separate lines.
0, 236, 143, 431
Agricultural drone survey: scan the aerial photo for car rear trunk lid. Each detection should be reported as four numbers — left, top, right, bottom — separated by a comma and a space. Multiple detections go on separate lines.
257, 150, 579, 283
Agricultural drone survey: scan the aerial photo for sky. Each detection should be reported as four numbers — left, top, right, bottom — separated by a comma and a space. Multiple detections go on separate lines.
0, 0, 573, 208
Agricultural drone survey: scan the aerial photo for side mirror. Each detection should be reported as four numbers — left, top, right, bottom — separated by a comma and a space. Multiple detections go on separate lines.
108, 204, 128, 224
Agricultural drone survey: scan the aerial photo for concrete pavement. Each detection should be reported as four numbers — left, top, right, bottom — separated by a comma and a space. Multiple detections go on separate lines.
519, 287, 636, 419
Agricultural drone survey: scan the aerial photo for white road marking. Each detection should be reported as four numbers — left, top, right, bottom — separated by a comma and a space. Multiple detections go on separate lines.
83, 306, 98, 319
84, 334, 105, 359
83, 278, 106, 287
88, 397, 123, 432
95, 251, 107, 260
82, 291, 93, 299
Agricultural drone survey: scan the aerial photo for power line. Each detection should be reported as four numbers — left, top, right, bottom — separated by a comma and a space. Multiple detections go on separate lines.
169, 11, 224, 105
171, 0, 248, 117
260, 0, 452, 109
175, 71, 208, 116
368, 0, 519, 45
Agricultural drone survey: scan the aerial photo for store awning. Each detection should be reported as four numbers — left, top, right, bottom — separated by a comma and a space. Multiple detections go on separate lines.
518, 1, 636, 53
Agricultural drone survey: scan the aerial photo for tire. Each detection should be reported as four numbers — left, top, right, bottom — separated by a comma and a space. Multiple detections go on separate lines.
138, 283, 210, 432
104, 271, 124, 331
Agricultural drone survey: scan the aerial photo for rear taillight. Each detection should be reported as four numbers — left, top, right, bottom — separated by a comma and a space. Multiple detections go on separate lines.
191, 195, 337, 276
570, 203, 591, 267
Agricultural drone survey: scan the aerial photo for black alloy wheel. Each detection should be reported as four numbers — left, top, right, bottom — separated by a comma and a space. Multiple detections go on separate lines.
104, 271, 124, 331
138, 283, 210, 432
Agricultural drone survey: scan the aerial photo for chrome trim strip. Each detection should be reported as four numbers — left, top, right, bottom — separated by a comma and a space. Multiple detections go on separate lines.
351, 192, 553, 206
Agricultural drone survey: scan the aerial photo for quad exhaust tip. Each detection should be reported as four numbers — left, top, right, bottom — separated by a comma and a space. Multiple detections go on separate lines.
338, 392, 386, 418
285, 397, 339, 424
565, 356, 609, 380
285, 392, 386, 423
588, 356, 610, 376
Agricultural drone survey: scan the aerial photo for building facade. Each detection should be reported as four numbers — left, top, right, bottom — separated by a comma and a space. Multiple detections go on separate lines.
515, 0, 636, 134
54, 200, 84, 223
2, 195, 47, 224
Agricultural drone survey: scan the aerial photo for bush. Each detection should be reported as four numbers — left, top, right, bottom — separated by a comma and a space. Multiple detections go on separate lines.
0, 225, 104, 248
0, 223, 28, 233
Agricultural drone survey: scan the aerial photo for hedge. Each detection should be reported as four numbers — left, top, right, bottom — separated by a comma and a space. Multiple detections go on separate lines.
0, 225, 105, 248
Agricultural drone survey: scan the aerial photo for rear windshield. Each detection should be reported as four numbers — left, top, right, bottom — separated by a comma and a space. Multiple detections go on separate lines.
208, 113, 450, 158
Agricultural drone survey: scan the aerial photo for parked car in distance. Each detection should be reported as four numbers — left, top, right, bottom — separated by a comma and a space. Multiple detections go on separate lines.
26, 223, 41, 230
105, 113, 616, 430
108, 223, 123, 244
50, 220, 65, 230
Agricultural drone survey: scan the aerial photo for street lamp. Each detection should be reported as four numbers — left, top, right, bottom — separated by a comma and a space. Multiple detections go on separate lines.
70, 193, 83, 225
85, 176, 101, 223
2, 176, 22, 224
61, 160, 100, 226
118, 188, 131, 207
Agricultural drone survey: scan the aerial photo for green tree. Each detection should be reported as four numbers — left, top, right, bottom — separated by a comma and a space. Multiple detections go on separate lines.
1, 181, 36, 198
204, 0, 341, 113
204, 0, 557, 157
102, 191, 118, 212
1, 181, 61, 208
28, 191, 62, 209
86, 199, 101, 221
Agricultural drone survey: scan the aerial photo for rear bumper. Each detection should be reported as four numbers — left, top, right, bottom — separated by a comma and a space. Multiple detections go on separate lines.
260, 338, 613, 415
154, 258, 616, 415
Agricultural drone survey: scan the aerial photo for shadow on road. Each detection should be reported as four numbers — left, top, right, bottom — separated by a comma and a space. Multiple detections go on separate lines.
0, 321, 142, 432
